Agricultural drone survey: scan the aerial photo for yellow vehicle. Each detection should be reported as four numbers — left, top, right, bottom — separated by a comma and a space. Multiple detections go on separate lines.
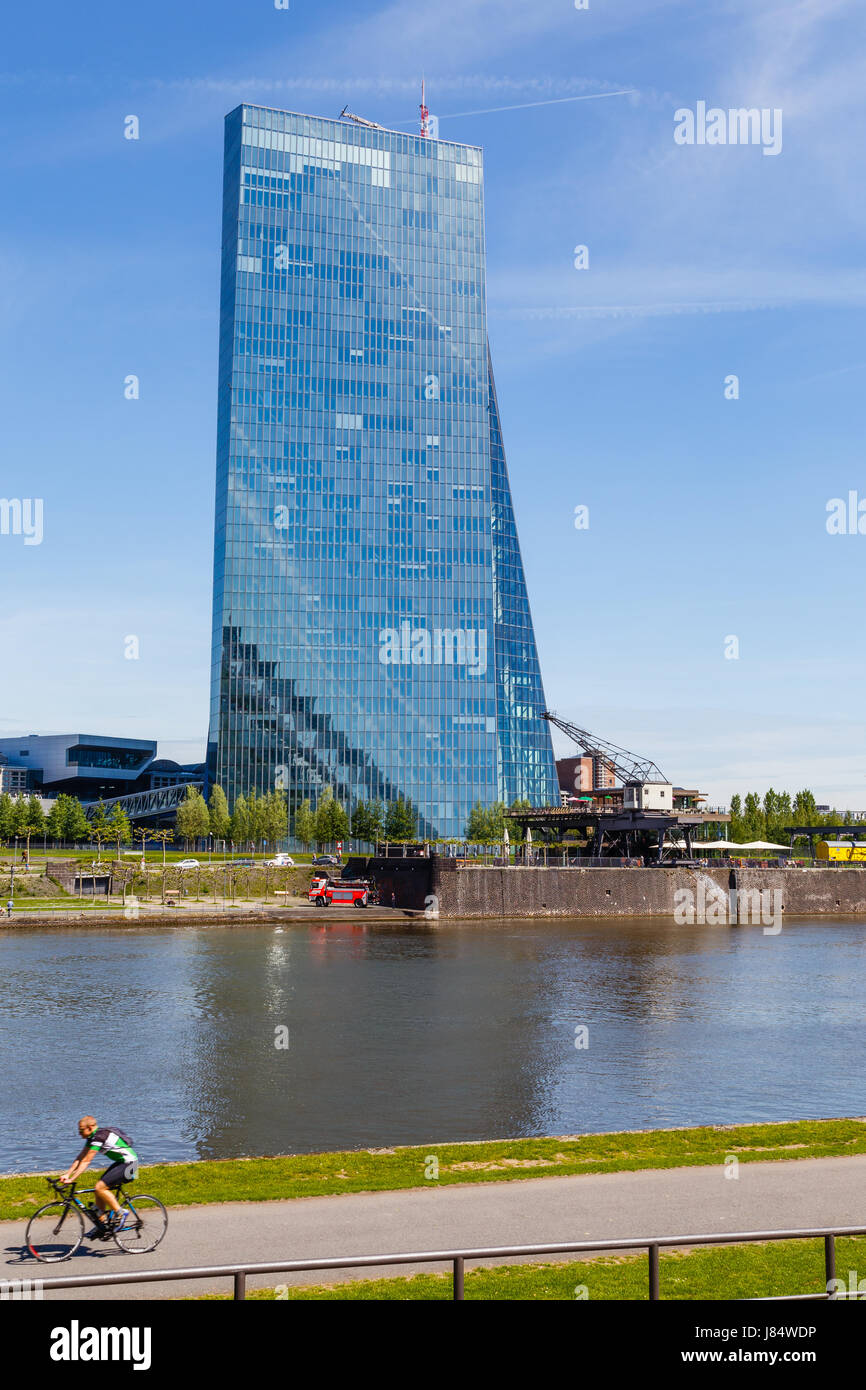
816, 840, 866, 862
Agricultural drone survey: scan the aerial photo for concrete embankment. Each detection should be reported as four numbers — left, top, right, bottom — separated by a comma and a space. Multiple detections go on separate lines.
0, 905, 421, 928
430, 863, 866, 919
8, 865, 866, 925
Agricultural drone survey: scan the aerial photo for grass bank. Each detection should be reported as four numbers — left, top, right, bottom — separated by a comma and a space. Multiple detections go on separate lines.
3, 1117, 866, 1221
195, 1234, 866, 1300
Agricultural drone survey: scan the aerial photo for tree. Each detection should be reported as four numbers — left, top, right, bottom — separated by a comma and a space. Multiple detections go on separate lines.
487, 802, 506, 841
230, 794, 250, 849
0, 792, 14, 842
728, 794, 745, 842
150, 829, 174, 901
65, 797, 90, 844
743, 793, 765, 841
313, 787, 334, 848
351, 801, 376, 845
45, 796, 67, 843
777, 791, 793, 832
176, 787, 210, 847
294, 799, 315, 848
107, 803, 132, 857
763, 788, 783, 843
329, 799, 350, 844
45, 793, 84, 844
367, 800, 384, 845
793, 789, 819, 825
465, 802, 489, 841
208, 785, 230, 842
14, 795, 46, 864
464, 802, 505, 843
11, 796, 31, 838
260, 791, 288, 848
352, 800, 384, 846
385, 796, 417, 840
508, 798, 530, 845
246, 789, 264, 850
89, 801, 111, 863
134, 826, 152, 863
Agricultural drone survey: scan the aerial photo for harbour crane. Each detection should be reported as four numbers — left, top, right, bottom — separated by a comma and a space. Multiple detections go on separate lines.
541, 711, 668, 785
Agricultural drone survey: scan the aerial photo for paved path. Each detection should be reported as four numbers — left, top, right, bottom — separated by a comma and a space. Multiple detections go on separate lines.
5, 1155, 865, 1300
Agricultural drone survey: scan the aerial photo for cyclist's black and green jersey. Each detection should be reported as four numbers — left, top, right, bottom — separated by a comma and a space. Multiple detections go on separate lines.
88, 1127, 138, 1165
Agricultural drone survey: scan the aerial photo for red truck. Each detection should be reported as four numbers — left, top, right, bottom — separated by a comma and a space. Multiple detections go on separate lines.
308, 874, 372, 908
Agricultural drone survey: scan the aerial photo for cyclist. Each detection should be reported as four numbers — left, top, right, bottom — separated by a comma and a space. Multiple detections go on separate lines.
59, 1116, 139, 1231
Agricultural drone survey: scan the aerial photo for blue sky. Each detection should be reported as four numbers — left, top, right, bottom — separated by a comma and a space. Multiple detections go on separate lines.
1, 0, 864, 808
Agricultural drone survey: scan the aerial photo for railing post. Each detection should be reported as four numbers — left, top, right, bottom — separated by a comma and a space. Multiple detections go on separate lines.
233, 1271, 247, 1300
648, 1244, 660, 1301
824, 1234, 836, 1297
453, 1256, 464, 1301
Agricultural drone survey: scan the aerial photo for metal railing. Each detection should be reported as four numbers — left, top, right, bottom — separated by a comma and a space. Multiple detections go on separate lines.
32, 1223, 866, 1301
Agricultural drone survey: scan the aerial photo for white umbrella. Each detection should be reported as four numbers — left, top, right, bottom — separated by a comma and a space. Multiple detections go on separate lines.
737, 840, 790, 851
694, 840, 737, 850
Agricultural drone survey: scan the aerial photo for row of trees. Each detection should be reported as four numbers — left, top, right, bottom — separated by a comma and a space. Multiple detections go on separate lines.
4, 782, 539, 857
175, 786, 289, 851
0, 792, 132, 861
0, 793, 49, 839
726, 790, 858, 844
293, 790, 418, 848
176, 785, 420, 851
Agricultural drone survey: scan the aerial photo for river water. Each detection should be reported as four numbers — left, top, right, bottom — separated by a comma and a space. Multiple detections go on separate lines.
1, 917, 864, 1173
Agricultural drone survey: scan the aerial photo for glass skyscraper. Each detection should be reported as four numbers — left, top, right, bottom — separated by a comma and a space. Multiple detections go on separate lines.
208, 104, 558, 839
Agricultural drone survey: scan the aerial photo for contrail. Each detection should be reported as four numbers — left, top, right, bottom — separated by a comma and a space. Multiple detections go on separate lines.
394, 90, 638, 124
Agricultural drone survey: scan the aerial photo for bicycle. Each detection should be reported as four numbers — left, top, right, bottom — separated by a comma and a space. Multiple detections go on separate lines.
26, 1177, 168, 1263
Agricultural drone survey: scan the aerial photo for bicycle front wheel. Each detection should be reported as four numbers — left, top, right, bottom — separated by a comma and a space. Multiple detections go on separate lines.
114, 1194, 168, 1253
26, 1200, 84, 1263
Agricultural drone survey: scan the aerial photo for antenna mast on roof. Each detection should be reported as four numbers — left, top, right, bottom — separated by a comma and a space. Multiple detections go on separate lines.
419, 78, 430, 138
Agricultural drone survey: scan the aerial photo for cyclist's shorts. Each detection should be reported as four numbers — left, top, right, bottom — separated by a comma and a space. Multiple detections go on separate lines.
101, 1160, 138, 1187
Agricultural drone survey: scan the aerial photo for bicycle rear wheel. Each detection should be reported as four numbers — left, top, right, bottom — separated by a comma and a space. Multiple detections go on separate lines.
113, 1194, 168, 1253
26, 1200, 84, 1262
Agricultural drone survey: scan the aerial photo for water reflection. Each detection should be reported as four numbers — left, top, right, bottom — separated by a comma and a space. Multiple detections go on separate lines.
1, 918, 864, 1172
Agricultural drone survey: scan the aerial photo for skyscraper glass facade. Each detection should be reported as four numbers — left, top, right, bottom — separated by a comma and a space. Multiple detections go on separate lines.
208, 105, 557, 839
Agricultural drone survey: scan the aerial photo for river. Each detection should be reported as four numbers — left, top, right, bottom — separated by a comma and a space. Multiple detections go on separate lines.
1, 916, 864, 1172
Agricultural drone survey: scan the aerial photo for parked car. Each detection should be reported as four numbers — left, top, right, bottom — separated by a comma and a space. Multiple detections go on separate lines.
266, 855, 295, 867
177, 859, 200, 869
312, 854, 341, 866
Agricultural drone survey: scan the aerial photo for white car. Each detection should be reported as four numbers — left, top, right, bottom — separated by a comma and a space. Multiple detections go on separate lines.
266, 855, 295, 867
178, 858, 200, 869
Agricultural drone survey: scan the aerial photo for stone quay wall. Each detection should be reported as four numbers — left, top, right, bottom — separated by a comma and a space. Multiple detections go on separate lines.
428, 862, 866, 920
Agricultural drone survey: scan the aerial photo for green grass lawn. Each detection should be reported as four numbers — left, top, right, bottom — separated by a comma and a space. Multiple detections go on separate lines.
4, 1117, 866, 1222
194, 1235, 866, 1301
